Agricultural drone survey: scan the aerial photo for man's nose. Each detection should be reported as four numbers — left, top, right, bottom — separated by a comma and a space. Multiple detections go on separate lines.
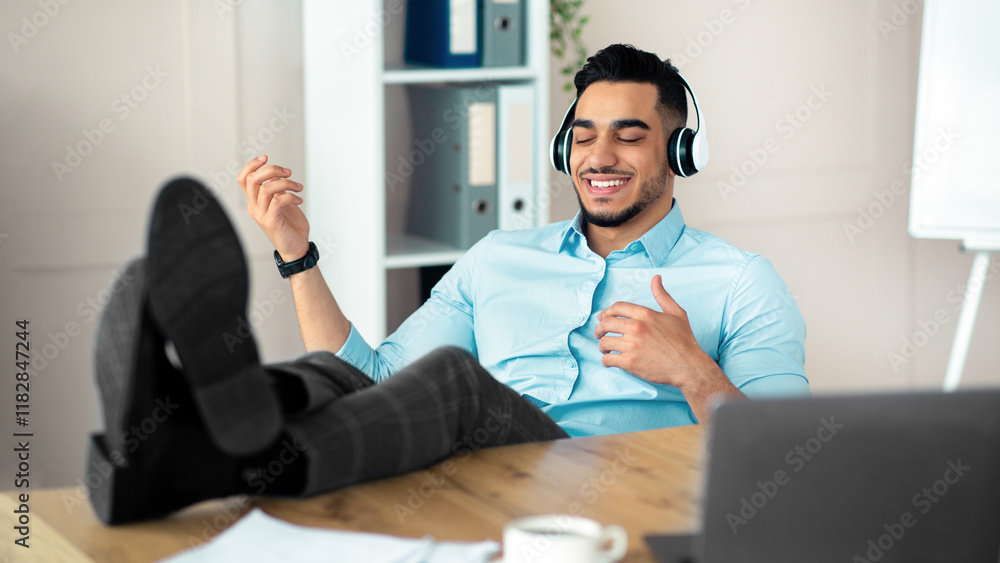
587, 136, 618, 171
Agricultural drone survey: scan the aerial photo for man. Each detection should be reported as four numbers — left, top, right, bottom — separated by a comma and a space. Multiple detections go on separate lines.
240, 43, 807, 431
89, 44, 806, 524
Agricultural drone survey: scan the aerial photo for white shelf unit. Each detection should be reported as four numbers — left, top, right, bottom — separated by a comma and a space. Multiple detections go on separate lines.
303, 0, 550, 344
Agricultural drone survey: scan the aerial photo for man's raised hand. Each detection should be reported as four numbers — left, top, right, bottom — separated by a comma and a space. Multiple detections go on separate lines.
238, 155, 310, 261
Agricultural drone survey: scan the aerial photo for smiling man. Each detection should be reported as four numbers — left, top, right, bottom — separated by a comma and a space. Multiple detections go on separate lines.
90, 44, 807, 524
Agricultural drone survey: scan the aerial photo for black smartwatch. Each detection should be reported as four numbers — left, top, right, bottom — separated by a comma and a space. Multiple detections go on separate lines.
274, 242, 319, 279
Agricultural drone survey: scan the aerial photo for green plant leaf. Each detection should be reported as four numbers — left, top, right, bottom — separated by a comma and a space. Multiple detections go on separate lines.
550, 0, 589, 93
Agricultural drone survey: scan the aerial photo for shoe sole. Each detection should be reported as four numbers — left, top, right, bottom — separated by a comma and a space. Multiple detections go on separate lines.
93, 258, 149, 460
146, 178, 281, 456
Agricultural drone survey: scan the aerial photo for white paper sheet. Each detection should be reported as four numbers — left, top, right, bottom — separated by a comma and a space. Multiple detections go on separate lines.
159, 508, 499, 563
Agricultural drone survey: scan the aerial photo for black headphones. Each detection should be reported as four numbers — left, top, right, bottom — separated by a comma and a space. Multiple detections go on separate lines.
549, 74, 709, 178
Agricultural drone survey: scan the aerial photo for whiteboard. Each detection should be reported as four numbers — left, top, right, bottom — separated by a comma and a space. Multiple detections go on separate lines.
909, 0, 1000, 245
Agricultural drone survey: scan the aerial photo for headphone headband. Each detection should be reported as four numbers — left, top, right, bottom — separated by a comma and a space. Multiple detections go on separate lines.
550, 74, 709, 178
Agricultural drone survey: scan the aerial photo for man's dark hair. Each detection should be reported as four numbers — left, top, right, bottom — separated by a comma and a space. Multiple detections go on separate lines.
573, 44, 688, 130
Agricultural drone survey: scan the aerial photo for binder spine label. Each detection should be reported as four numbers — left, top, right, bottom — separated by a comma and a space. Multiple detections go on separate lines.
468, 102, 497, 187
450, 0, 477, 54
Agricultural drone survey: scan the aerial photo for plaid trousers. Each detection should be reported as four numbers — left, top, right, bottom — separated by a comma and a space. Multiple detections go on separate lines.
268, 346, 569, 496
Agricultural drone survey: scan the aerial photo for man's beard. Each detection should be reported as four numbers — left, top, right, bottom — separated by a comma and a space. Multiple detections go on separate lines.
576, 161, 670, 228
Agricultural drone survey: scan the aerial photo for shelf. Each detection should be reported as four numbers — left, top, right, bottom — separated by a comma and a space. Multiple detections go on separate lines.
385, 233, 468, 269
305, 0, 548, 342
382, 65, 538, 85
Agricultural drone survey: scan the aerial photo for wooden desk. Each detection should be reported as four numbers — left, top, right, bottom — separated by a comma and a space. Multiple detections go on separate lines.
1, 425, 704, 563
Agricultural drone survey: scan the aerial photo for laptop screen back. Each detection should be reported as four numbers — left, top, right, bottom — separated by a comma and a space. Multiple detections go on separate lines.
697, 390, 1000, 563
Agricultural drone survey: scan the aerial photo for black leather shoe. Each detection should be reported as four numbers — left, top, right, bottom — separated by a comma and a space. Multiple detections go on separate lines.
89, 258, 239, 524
146, 178, 282, 456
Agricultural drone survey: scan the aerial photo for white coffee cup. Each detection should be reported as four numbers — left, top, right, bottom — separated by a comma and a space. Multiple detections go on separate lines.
502, 514, 628, 563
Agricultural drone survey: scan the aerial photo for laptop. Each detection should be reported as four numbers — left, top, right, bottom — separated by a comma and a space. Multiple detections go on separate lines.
645, 389, 1000, 563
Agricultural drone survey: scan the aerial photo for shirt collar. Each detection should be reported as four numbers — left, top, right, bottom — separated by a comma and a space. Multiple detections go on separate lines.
559, 199, 686, 266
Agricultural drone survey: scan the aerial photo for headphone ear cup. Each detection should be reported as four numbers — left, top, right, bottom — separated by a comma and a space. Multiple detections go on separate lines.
667, 127, 693, 177
551, 99, 577, 176
550, 129, 562, 174
556, 127, 572, 175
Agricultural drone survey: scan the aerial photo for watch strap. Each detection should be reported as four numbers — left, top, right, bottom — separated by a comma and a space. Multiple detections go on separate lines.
274, 242, 319, 279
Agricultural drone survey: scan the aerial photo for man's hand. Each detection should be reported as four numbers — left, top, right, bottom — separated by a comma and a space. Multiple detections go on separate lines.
595, 275, 744, 421
238, 155, 310, 261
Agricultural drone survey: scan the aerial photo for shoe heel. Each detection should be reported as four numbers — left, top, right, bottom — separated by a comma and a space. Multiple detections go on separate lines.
87, 433, 209, 525
86, 434, 132, 525
195, 365, 283, 455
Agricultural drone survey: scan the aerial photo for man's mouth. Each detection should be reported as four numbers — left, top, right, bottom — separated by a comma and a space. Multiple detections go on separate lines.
584, 176, 632, 195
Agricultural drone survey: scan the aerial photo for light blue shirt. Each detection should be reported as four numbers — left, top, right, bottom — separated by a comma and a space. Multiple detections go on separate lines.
337, 202, 808, 437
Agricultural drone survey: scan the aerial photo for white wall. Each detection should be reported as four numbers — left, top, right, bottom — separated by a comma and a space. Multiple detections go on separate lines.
547, 0, 999, 393
1, 0, 996, 490
1, 0, 306, 488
